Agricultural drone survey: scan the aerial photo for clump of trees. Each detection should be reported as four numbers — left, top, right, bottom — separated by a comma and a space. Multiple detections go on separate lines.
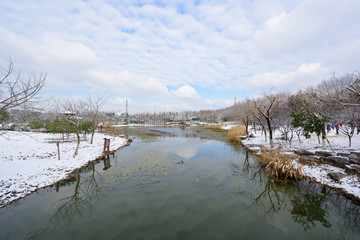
192, 72, 360, 150
51, 95, 108, 157
249, 73, 359, 148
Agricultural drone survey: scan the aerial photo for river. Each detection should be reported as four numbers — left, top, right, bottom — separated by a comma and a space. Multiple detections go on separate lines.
0, 127, 359, 239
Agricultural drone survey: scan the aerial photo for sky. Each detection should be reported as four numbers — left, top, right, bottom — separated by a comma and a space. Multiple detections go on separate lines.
0, 0, 359, 113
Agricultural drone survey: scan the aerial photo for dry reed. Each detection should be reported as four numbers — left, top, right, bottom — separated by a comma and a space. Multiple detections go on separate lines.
227, 126, 247, 143
260, 148, 304, 181
204, 124, 222, 130
99, 124, 122, 135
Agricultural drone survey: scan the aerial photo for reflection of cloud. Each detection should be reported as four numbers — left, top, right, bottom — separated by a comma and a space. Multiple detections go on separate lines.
171, 140, 203, 159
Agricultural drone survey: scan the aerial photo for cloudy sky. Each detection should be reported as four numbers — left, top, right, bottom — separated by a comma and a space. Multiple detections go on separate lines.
0, 0, 359, 113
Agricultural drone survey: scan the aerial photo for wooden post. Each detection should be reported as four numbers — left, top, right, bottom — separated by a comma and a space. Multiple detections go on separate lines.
56, 141, 60, 160
103, 138, 110, 153
103, 138, 107, 153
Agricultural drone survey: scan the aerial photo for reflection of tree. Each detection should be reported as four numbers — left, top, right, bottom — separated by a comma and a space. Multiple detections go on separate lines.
242, 151, 250, 174
250, 174, 287, 214
304, 183, 360, 238
26, 228, 50, 240
25, 162, 105, 239
250, 164, 332, 229
337, 197, 360, 238
290, 191, 331, 231
50, 171, 94, 226
227, 140, 242, 153
50, 162, 103, 226
250, 165, 359, 235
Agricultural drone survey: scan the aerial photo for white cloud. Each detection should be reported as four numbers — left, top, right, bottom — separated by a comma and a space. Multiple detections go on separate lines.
252, 0, 360, 61
86, 70, 169, 98
0, 27, 98, 90
0, 0, 359, 112
247, 63, 330, 91
172, 85, 198, 99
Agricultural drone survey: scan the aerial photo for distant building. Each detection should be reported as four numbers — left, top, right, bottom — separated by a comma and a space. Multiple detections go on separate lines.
61, 111, 76, 116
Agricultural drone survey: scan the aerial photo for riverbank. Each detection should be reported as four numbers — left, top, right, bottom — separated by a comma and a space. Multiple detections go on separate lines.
237, 128, 360, 201
0, 131, 130, 208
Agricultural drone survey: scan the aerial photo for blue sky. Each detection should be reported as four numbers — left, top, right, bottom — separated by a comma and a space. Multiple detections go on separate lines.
1, 0, 359, 113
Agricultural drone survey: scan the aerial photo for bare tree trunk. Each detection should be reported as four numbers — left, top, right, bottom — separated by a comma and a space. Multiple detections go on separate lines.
253, 111, 267, 142
324, 136, 335, 152
266, 117, 273, 147
73, 129, 81, 157
90, 130, 95, 144
289, 130, 293, 148
263, 129, 267, 142
348, 136, 352, 147
244, 117, 249, 136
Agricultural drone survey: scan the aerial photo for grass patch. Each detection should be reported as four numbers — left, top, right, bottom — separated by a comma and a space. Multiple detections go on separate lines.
260, 148, 304, 181
204, 124, 222, 130
100, 124, 122, 135
227, 126, 246, 143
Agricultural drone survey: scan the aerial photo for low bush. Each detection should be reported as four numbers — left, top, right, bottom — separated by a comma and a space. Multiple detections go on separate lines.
227, 126, 246, 143
204, 124, 222, 129
261, 148, 304, 181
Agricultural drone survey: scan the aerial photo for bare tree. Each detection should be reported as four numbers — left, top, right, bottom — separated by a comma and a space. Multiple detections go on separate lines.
338, 107, 358, 147
85, 94, 108, 144
254, 93, 279, 147
0, 56, 46, 112
239, 99, 254, 136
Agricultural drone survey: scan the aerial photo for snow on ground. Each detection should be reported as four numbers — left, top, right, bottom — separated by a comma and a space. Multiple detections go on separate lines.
236, 126, 360, 200
221, 122, 240, 130
0, 131, 128, 208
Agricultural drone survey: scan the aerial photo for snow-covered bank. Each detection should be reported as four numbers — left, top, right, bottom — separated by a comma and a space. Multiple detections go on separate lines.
0, 131, 129, 208
237, 128, 360, 200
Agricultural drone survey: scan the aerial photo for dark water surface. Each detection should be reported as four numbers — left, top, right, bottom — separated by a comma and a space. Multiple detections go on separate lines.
1, 127, 360, 240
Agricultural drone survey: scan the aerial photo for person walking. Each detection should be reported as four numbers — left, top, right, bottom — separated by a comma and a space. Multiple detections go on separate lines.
335, 123, 339, 134
326, 124, 331, 133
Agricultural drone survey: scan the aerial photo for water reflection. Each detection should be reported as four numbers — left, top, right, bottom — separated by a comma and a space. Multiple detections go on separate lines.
119, 126, 228, 142
244, 152, 359, 237
24, 161, 104, 240
1, 127, 360, 240
51, 171, 94, 226
103, 155, 111, 170
51, 162, 104, 226
290, 191, 331, 231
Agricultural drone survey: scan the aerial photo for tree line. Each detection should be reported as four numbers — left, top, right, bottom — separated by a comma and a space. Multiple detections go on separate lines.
221, 72, 360, 149
2, 56, 360, 151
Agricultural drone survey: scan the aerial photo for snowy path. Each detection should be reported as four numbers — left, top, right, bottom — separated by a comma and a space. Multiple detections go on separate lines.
0, 131, 128, 208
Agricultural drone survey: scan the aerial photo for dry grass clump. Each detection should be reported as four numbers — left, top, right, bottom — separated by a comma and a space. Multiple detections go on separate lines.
100, 124, 122, 135
204, 124, 222, 129
227, 126, 247, 143
261, 148, 304, 181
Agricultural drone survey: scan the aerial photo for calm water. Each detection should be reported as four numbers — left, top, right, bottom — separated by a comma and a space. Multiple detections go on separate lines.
0, 127, 360, 240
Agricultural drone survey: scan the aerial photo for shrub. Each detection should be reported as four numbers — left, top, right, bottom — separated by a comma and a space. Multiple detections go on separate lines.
227, 126, 246, 143
28, 117, 45, 129
204, 124, 222, 129
0, 110, 10, 124
261, 148, 304, 181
